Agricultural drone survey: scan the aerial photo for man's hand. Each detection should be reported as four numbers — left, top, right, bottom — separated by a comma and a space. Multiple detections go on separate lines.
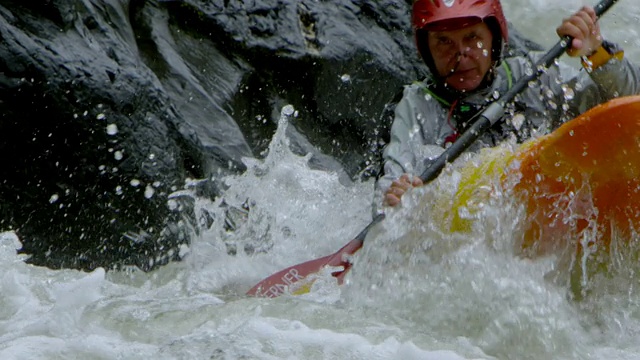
556, 6, 603, 57
384, 174, 424, 207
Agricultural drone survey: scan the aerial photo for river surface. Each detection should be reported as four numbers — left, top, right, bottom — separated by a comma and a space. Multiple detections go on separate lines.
2, 0, 640, 359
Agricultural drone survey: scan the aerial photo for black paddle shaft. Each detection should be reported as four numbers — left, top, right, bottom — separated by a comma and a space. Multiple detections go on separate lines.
419, 0, 619, 184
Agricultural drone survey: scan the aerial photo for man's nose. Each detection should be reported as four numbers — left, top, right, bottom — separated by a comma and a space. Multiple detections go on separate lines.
455, 43, 472, 57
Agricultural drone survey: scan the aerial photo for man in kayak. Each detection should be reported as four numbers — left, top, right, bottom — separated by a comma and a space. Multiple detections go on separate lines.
377, 0, 640, 209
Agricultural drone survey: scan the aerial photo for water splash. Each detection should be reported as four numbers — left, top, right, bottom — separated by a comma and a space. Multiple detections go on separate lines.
182, 105, 374, 296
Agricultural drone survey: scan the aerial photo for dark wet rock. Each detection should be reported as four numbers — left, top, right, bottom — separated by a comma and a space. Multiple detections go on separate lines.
0, 0, 540, 271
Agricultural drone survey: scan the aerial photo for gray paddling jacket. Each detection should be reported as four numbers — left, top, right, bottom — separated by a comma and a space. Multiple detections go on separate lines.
374, 45, 640, 214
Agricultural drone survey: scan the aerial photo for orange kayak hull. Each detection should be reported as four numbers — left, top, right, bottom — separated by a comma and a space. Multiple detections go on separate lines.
511, 95, 640, 255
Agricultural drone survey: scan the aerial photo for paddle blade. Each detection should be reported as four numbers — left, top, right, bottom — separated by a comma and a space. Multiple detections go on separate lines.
246, 238, 364, 298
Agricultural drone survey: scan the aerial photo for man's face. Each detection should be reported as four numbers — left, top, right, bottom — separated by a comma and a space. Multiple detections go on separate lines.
427, 22, 494, 92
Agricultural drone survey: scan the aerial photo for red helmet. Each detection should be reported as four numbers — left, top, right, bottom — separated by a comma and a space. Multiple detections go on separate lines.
412, 0, 508, 42
412, 0, 509, 78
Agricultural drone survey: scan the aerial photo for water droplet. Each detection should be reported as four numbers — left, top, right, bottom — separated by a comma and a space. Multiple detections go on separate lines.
106, 124, 118, 135
49, 194, 59, 203
130, 179, 141, 187
144, 185, 155, 199
96, 113, 106, 120
281, 105, 295, 116
511, 113, 525, 130
545, 89, 554, 99
562, 85, 575, 101
340, 74, 351, 82
167, 199, 178, 210
114, 150, 123, 160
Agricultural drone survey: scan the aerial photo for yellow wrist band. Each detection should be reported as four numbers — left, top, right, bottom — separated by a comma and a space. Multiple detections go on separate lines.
581, 44, 624, 72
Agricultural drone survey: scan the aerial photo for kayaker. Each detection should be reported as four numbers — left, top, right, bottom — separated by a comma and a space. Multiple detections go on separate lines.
376, 0, 640, 210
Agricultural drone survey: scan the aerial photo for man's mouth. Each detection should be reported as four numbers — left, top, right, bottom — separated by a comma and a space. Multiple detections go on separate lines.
454, 68, 474, 74
446, 67, 474, 78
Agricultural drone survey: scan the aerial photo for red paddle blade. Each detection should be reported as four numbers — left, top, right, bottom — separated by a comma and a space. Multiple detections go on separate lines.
246, 237, 364, 298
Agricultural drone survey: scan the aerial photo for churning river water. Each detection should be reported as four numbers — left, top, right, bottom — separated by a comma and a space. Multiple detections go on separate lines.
2, 0, 640, 359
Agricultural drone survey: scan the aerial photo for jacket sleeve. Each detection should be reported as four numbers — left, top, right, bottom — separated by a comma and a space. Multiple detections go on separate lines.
587, 56, 640, 100
546, 47, 640, 126
372, 84, 446, 215
372, 85, 421, 215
